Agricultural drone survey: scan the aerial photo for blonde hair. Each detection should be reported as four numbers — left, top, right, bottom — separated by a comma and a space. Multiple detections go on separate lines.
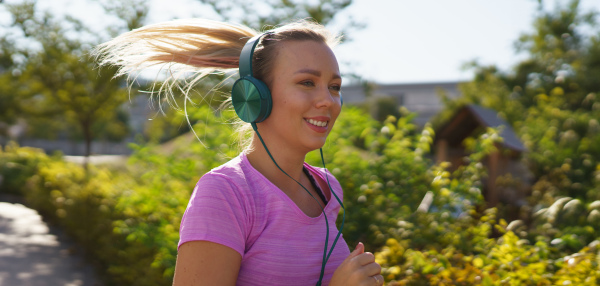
92, 18, 341, 148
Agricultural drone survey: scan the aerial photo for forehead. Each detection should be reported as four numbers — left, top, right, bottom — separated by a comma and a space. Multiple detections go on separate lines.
271, 40, 340, 76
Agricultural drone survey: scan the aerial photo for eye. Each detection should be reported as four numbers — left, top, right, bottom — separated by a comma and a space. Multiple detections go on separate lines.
329, 85, 341, 93
300, 80, 315, 87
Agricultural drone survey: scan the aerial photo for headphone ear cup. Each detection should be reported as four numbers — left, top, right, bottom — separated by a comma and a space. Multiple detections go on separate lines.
231, 76, 272, 123
340, 92, 343, 107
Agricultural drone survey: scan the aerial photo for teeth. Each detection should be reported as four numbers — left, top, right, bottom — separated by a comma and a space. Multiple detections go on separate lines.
308, 119, 327, 127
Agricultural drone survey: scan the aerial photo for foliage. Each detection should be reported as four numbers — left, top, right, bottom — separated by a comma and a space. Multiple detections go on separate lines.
0, 37, 24, 126
435, 0, 600, 207
4, 102, 600, 285
379, 228, 600, 285
308, 108, 433, 248
0, 105, 239, 286
1, 0, 361, 153
3, 0, 600, 285
0, 142, 54, 195
0, 1, 146, 158
402, 0, 600, 284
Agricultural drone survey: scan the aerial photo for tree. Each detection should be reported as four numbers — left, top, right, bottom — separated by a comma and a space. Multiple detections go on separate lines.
0, 37, 22, 127
509, 0, 599, 110
197, 0, 359, 31
438, 0, 599, 118
1, 0, 360, 158
0, 1, 147, 167
436, 0, 600, 219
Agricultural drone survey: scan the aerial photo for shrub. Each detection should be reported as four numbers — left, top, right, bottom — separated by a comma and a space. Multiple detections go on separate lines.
3, 104, 599, 285
0, 142, 54, 195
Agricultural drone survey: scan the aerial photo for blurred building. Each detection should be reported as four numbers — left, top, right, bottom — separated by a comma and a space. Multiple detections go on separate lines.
0, 95, 153, 156
2, 81, 463, 155
341, 81, 463, 125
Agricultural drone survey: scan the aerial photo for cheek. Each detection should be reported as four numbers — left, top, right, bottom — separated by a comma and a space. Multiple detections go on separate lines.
328, 110, 341, 129
275, 89, 306, 109
269, 84, 293, 106
334, 102, 342, 117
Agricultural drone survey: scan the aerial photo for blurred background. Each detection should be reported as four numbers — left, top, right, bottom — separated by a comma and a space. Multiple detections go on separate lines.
1, 0, 600, 285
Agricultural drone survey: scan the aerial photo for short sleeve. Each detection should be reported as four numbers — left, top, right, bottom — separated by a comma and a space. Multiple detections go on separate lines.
178, 173, 248, 257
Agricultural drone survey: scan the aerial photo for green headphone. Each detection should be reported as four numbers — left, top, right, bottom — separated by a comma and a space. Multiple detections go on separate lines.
231, 33, 342, 123
231, 33, 273, 123
231, 32, 345, 286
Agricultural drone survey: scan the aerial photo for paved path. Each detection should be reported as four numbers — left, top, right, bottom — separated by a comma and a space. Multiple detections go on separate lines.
0, 196, 102, 286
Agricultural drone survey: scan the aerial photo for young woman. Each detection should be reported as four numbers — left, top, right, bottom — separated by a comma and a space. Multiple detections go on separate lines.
95, 19, 382, 286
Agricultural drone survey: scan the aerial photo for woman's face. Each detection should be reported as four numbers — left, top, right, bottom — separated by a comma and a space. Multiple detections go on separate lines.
258, 40, 342, 154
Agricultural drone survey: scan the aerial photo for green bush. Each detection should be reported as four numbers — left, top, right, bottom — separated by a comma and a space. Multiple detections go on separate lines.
3, 102, 600, 285
0, 142, 54, 195
0, 105, 239, 286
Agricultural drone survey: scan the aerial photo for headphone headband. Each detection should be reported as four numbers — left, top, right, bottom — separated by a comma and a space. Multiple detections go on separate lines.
239, 32, 271, 77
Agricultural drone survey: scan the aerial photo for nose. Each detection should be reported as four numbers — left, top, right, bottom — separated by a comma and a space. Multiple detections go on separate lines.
315, 86, 339, 109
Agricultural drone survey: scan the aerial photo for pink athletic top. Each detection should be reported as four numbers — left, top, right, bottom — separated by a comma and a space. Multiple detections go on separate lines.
178, 152, 350, 285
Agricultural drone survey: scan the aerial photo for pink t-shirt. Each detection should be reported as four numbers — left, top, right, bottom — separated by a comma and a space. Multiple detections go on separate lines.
178, 152, 350, 285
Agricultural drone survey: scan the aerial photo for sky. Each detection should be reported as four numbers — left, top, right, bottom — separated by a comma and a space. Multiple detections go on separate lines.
331, 0, 600, 84
335, 0, 542, 84
6, 0, 600, 85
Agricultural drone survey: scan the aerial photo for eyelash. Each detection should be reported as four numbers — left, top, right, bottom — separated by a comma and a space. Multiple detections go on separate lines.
300, 81, 315, 87
300, 81, 341, 92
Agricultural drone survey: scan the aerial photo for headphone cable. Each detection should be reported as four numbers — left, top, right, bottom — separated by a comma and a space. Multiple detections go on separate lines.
251, 123, 345, 286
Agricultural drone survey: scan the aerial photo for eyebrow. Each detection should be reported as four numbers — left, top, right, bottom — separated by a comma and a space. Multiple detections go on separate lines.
294, 68, 341, 80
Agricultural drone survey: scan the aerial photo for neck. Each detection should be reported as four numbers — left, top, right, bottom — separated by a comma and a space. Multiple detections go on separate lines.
246, 132, 308, 194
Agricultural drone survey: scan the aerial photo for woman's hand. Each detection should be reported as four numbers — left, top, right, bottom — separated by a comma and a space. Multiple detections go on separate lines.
329, 242, 384, 286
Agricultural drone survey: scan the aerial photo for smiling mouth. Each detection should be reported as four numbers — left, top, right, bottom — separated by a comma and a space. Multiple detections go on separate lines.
306, 118, 328, 127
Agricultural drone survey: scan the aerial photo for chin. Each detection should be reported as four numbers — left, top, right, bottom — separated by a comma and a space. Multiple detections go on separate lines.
304, 139, 328, 152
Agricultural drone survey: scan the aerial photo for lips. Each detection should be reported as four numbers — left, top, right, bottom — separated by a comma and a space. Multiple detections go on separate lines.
304, 117, 330, 133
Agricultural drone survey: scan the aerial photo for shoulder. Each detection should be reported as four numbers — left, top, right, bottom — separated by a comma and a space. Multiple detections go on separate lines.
193, 153, 272, 203
196, 155, 249, 190
179, 155, 254, 255
186, 155, 251, 208
203, 155, 246, 180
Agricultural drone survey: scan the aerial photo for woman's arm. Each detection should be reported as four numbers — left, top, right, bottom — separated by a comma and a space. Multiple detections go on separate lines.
173, 241, 242, 286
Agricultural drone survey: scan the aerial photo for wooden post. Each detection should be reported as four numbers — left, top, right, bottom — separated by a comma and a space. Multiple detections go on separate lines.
436, 139, 448, 164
